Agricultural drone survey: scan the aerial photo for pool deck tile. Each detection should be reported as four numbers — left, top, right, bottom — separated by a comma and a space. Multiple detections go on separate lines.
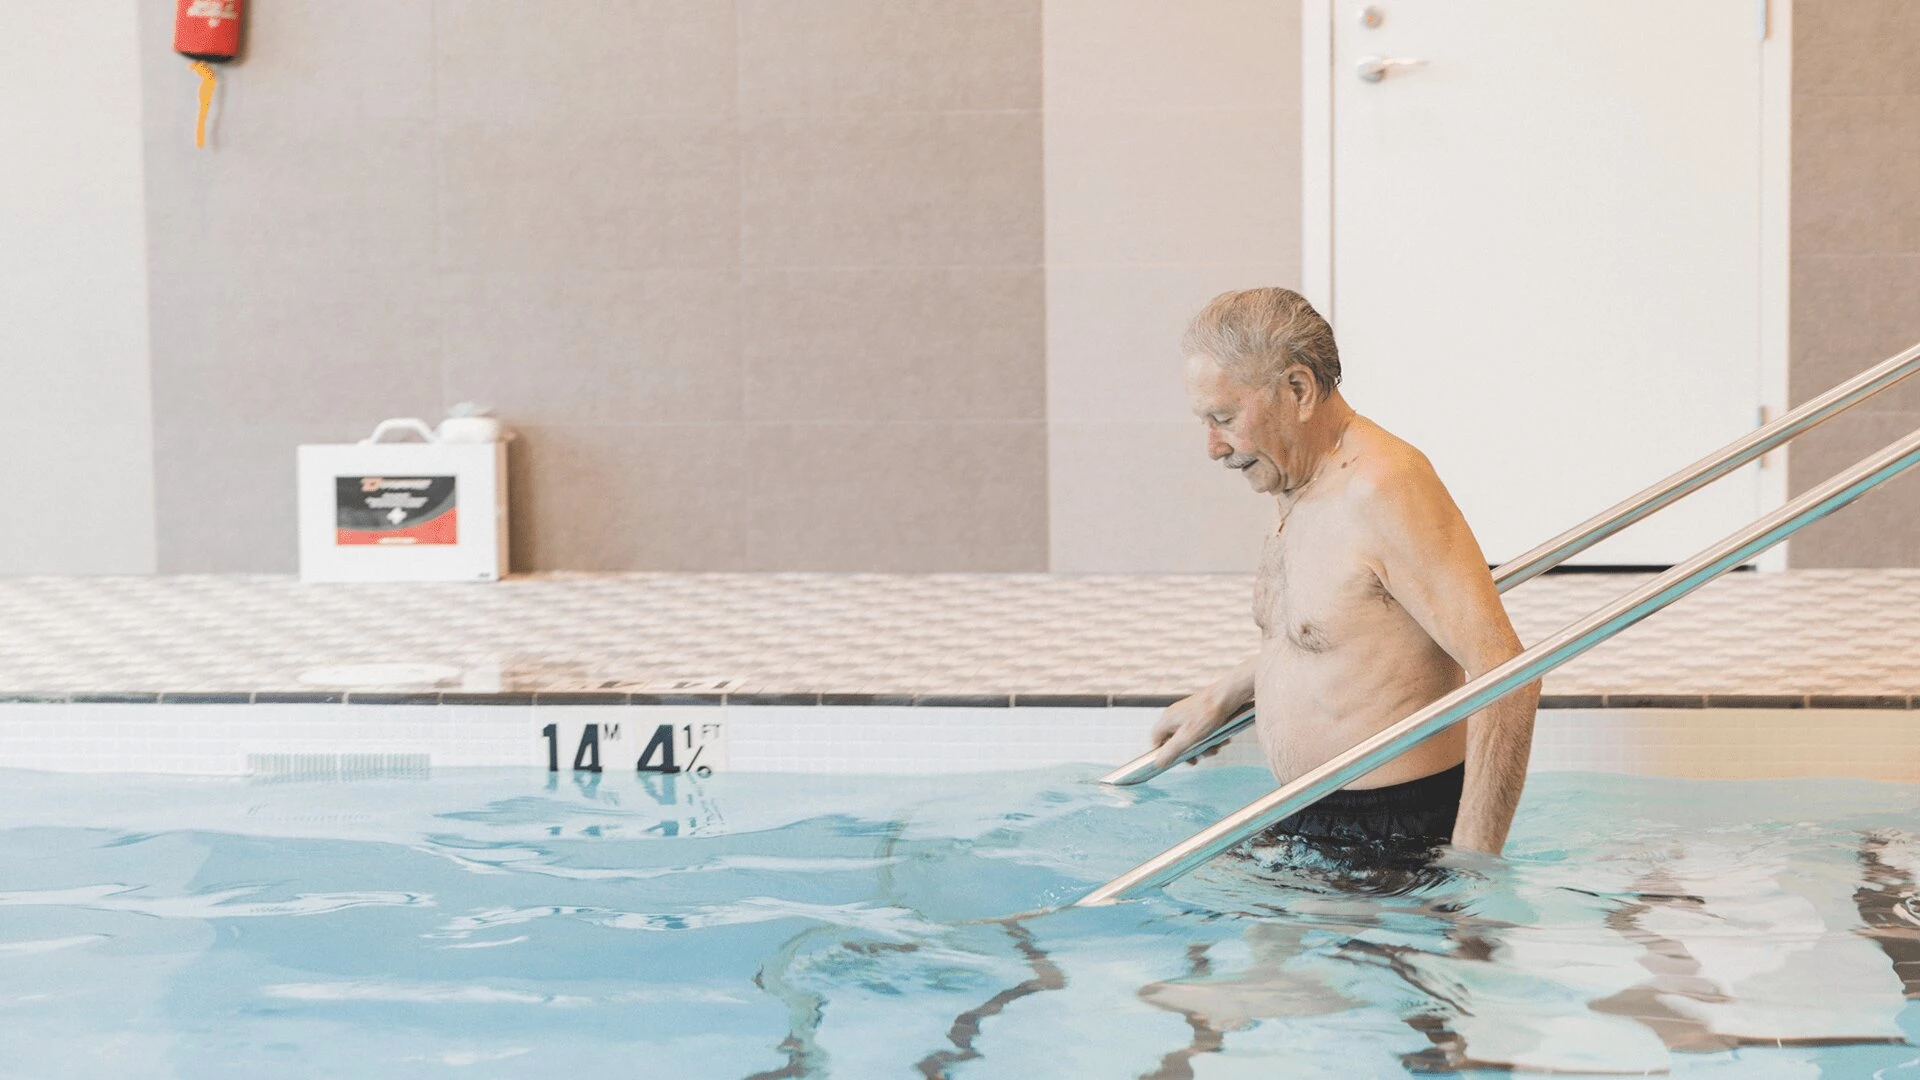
0, 570, 1915, 706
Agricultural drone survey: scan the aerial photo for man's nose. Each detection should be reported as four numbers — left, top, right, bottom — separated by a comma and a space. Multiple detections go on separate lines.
1206, 430, 1231, 459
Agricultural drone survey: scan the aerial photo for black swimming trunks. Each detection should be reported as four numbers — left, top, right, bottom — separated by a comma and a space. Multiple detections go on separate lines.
1238, 764, 1464, 890
1259, 762, 1465, 848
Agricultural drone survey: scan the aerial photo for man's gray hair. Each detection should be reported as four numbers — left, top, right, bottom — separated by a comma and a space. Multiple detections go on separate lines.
1183, 287, 1341, 396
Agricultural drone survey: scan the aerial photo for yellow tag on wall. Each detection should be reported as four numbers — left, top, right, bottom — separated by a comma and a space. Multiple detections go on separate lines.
190, 60, 216, 148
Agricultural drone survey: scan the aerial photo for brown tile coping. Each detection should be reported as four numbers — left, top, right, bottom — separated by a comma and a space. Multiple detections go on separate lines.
68, 692, 161, 704
344, 692, 442, 706
531, 692, 630, 706
1809, 694, 1910, 709
441, 692, 534, 706
158, 692, 252, 705
726, 693, 823, 706
1111, 694, 1185, 708
1602, 694, 1708, 709
628, 692, 726, 706
821, 693, 915, 706
1538, 694, 1605, 709
1705, 694, 1807, 709
253, 691, 347, 704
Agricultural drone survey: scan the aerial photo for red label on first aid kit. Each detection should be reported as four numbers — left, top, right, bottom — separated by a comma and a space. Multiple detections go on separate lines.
335, 476, 459, 546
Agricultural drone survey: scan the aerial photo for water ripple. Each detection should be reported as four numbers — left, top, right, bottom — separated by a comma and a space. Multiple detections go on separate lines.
0, 934, 109, 955
0, 883, 431, 918
263, 981, 747, 1007
427, 897, 941, 941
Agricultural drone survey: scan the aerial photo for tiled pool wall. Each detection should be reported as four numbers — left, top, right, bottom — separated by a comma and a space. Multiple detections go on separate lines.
2, 699, 1918, 781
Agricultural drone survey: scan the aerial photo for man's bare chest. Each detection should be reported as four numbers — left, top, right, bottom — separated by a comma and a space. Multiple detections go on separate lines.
1252, 526, 1393, 653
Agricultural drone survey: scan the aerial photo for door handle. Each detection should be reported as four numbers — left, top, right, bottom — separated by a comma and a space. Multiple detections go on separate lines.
1356, 55, 1428, 83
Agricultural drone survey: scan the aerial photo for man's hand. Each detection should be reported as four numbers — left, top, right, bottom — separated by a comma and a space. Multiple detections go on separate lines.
1150, 692, 1239, 770
1150, 655, 1259, 771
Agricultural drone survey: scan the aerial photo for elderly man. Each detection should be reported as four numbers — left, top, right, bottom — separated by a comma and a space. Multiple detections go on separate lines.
1149, 287, 1537, 856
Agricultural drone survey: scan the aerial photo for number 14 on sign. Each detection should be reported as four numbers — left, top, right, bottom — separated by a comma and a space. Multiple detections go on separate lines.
540, 719, 725, 776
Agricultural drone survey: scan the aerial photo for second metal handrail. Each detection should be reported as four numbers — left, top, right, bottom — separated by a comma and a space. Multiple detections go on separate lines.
1100, 341, 1920, 786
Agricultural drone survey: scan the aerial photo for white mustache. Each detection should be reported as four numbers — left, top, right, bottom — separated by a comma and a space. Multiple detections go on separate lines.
1222, 452, 1258, 470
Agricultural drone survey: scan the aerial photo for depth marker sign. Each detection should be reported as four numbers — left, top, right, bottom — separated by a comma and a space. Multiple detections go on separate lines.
540, 716, 726, 776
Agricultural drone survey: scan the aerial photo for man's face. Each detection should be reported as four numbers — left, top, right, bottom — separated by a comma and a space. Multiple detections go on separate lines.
1183, 353, 1297, 495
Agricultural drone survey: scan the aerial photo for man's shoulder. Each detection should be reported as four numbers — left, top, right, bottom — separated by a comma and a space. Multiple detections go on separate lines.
1340, 420, 1446, 510
1338, 418, 1482, 569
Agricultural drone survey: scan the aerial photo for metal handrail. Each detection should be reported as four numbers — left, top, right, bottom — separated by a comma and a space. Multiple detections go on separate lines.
1099, 341, 1920, 787
1077, 425, 1920, 905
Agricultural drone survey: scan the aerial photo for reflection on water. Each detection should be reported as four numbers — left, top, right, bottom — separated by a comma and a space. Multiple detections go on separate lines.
1137, 826, 1915, 1074
1145, 849, 1515, 1075
1858, 832, 1920, 999
726, 770, 1920, 1077
1, 766, 1919, 1077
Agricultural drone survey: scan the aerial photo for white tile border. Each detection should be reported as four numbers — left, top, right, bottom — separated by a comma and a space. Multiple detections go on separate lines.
724, 706, 1167, 774
1530, 708, 1920, 781
2, 703, 1917, 779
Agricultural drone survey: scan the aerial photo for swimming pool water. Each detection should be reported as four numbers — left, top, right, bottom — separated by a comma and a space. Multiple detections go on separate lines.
2, 764, 1918, 1078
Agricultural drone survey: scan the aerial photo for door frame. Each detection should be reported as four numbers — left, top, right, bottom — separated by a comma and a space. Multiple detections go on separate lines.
1299, 0, 1793, 569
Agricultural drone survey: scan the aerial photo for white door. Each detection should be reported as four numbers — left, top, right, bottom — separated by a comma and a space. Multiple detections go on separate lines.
1326, 0, 1772, 564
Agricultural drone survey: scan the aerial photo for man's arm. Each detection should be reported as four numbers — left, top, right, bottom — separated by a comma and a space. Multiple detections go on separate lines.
1364, 457, 1538, 855
1149, 653, 1257, 770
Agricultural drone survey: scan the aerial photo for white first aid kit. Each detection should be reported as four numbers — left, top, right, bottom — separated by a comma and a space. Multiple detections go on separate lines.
297, 415, 508, 583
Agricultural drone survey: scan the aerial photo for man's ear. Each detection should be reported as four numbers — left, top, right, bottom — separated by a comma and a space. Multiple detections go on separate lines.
1281, 365, 1321, 416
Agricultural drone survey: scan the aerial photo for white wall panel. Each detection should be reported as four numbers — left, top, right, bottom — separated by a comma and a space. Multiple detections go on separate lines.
0, 0, 156, 574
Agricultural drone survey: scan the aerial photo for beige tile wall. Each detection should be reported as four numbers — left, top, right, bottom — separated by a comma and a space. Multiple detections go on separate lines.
120, 1, 1917, 575
1788, 2, 1920, 567
736, 0, 1046, 572
1042, 0, 1303, 572
141, 0, 1045, 573
141, 0, 442, 573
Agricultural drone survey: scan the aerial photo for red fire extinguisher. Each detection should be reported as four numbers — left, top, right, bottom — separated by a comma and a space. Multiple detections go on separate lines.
174, 0, 244, 148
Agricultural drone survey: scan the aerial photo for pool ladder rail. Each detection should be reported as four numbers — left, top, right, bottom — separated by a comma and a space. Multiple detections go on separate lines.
1080, 341, 1920, 907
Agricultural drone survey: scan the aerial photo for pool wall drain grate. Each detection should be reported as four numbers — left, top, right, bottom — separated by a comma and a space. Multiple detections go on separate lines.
246, 753, 432, 782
